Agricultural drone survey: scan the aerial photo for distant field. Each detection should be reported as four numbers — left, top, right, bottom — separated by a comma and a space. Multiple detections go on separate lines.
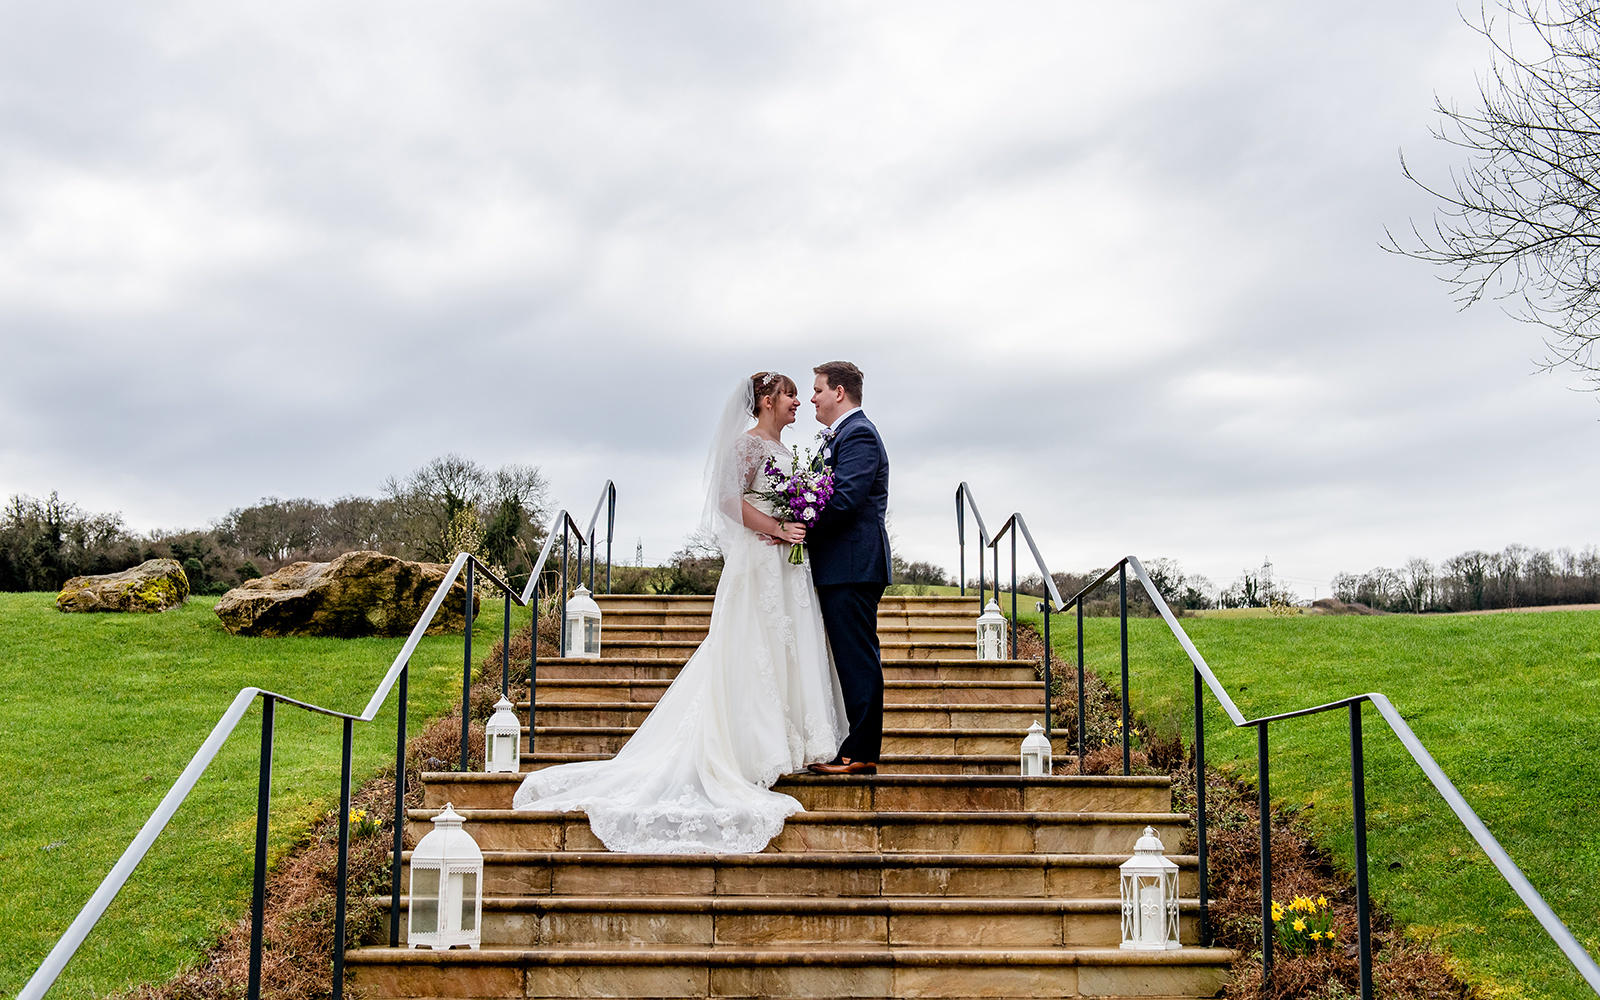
0, 592, 503, 999
1014, 605, 1600, 1000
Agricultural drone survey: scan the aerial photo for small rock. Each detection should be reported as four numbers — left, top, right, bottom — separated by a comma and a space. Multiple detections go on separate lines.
56, 559, 189, 614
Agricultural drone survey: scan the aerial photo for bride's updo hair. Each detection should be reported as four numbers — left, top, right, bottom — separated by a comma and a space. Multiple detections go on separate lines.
748, 371, 798, 417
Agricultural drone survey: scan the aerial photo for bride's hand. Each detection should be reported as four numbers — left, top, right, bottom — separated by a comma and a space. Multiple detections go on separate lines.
775, 521, 806, 544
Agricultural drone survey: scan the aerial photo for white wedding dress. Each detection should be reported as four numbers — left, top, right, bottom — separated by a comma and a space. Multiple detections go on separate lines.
512, 407, 848, 854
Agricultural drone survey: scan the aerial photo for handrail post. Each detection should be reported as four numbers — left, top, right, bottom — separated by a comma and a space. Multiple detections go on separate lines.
389, 663, 408, 947
1193, 666, 1209, 946
956, 490, 966, 597
1120, 563, 1130, 777
247, 695, 274, 1000
460, 559, 475, 772
1258, 723, 1273, 981
559, 526, 570, 656
1009, 531, 1018, 661
501, 591, 511, 696
1351, 702, 1374, 1000
332, 717, 354, 1000
977, 531, 986, 608
528, 592, 540, 755
606, 487, 616, 594
1039, 601, 1052, 736
1075, 601, 1085, 770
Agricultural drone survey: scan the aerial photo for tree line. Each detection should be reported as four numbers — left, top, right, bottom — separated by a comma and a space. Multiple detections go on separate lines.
0, 455, 553, 594
1332, 544, 1600, 613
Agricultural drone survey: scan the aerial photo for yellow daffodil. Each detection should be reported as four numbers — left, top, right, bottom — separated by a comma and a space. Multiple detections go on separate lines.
1317, 895, 1328, 907
1292, 917, 1306, 932
1310, 931, 1322, 941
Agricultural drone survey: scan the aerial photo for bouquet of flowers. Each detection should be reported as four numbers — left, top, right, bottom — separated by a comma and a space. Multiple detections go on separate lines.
748, 447, 834, 564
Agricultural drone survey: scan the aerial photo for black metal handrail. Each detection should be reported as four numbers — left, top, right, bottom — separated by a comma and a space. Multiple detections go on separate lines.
1032, 548, 1600, 995
954, 482, 993, 605
985, 512, 1065, 734
584, 479, 617, 594
21, 493, 615, 1000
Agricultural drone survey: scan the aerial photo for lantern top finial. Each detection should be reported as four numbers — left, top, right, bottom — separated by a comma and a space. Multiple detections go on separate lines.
978, 599, 1005, 623
1134, 826, 1165, 855
492, 695, 515, 713
433, 802, 465, 828
1021, 720, 1051, 752
568, 584, 600, 615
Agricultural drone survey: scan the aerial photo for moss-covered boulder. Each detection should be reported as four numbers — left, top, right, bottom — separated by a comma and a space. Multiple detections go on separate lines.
57, 558, 190, 613
213, 550, 477, 638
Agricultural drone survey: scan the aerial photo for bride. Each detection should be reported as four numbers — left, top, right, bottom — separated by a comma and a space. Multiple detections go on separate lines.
512, 371, 849, 853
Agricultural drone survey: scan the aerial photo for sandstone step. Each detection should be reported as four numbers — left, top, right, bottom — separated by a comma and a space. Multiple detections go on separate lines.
600, 611, 978, 630
532, 659, 1039, 682
527, 703, 1045, 730
374, 894, 1207, 949
395, 849, 1203, 899
597, 638, 980, 661
514, 751, 1061, 775
530, 677, 1044, 706
591, 594, 981, 611
406, 808, 1188, 855
422, 772, 1172, 813
525, 726, 1067, 756
345, 944, 1236, 999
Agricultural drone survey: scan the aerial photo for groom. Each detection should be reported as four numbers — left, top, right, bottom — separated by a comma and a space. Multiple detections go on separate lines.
805, 361, 891, 776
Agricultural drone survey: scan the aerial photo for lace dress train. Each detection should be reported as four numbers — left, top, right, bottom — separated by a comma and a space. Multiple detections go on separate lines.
512, 436, 847, 854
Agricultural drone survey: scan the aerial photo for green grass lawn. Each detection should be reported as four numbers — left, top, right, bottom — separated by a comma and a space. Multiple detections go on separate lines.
0, 591, 508, 999
1015, 606, 1600, 1000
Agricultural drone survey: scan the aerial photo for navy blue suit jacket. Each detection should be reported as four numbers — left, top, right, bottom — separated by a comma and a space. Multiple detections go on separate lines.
809, 410, 891, 587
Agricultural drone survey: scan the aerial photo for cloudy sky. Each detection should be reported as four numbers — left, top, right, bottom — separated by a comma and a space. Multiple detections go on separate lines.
3, 1, 1597, 597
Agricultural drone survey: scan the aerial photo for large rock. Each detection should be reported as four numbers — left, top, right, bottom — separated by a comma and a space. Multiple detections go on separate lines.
57, 559, 190, 613
214, 550, 478, 638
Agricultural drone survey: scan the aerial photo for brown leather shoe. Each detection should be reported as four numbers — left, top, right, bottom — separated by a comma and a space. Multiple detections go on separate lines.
807, 758, 878, 775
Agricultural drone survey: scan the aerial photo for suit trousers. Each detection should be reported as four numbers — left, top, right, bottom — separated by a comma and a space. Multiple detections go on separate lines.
816, 581, 886, 763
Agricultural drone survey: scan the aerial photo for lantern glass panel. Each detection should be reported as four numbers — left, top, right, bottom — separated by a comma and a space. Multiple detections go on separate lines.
1137, 876, 1164, 945
493, 732, 514, 764
584, 618, 599, 651
455, 871, 478, 931
411, 868, 440, 934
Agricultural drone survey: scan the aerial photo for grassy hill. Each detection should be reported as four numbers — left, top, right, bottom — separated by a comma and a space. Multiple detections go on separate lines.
0, 591, 504, 999
1014, 605, 1600, 1000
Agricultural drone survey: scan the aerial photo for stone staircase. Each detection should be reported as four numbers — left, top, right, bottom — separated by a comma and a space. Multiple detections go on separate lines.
346, 594, 1234, 998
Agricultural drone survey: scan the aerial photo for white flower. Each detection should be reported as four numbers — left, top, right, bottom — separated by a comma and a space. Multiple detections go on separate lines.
802, 506, 816, 520
804, 491, 816, 502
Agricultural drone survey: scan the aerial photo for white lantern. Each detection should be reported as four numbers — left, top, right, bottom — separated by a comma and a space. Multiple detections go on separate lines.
976, 599, 1007, 660
408, 803, 483, 950
564, 584, 602, 659
1119, 825, 1181, 951
1020, 720, 1052, 776
484, 696, 521, 774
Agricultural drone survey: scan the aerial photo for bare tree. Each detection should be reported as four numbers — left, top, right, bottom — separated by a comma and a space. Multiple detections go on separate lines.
1387, 0, 1600, 383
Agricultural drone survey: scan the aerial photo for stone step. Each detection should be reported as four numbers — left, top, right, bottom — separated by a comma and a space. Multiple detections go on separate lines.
514, 751, 1058, 775
533, 659, 1039, 682
395, 849, 1203, 899
374, 894, 1207, 949
593, 594, 980, 611
602, 625, 978, 644
600, 609, 978, 629
422, 772, 1172, 813
530, 677, 1044, 706
527, 703, 1045, 730
346, 944, 1235, 999
598, 639, 978, 661
406, 808, 1188, 855
525, 726, 1068, 756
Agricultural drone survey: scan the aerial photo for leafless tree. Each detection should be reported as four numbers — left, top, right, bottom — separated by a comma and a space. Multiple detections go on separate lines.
1387, 0, 1600, 384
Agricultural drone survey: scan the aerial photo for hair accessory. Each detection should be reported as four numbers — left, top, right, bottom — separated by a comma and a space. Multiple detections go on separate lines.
758, 371, 781, 389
